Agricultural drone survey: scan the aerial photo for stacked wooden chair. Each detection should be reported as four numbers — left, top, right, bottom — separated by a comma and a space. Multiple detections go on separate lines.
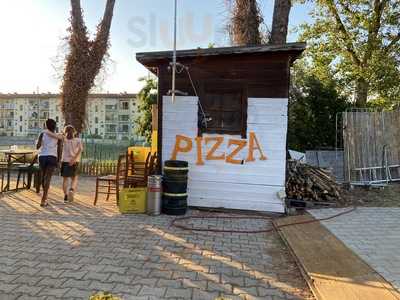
93, 151, 158, 206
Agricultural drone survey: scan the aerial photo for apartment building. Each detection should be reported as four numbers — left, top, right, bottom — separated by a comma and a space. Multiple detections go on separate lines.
0, 93, 138, 140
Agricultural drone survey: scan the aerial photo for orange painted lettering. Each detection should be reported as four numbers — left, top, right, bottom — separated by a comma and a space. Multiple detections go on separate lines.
226, 139, 247, 164
195, 136, 204, 165
171, 135, 192, 160
246, 132, 267, 162
205, 136, 225, 160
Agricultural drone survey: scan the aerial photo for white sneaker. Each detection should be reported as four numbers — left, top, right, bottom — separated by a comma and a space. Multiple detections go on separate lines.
68, 189, 74, 202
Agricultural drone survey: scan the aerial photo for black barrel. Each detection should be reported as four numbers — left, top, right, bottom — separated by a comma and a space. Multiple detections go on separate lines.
162, 160, 189, 215
163, 160, 189, 177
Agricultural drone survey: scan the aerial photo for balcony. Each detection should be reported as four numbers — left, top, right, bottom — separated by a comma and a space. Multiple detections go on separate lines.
105, 104, 118, 111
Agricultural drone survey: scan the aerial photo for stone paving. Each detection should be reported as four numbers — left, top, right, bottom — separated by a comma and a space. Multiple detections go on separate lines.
0, 176, 313, 300
310, 207, 400, 292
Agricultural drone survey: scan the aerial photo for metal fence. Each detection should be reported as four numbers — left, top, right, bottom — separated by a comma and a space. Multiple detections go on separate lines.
78, 160, 117, 176
341, 109, 400, 186
0, 136, 148, 176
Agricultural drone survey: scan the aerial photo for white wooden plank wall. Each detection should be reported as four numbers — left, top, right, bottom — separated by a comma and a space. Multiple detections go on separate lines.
162, 96, 288, 213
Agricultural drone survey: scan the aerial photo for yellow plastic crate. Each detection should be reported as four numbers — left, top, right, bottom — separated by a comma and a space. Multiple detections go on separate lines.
118, 188, 147, 214
127, 146, 151, 163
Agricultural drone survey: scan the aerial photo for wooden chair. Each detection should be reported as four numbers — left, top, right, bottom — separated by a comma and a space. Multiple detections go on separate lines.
126, 152, 158, 187
150, 152, 159, 176
93, 154, 127, 206
16, 155, 41, 192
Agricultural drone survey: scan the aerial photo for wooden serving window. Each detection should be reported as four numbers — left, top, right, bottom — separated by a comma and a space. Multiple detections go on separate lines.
199, 86, 247, 138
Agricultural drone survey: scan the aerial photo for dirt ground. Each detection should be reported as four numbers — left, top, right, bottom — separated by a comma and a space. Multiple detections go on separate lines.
343, 182, 400, 207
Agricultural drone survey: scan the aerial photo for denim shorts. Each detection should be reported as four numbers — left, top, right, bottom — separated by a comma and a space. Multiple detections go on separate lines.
39, 156, 58, 170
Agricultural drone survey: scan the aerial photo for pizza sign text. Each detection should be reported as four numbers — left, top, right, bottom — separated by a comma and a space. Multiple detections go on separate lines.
171, 132, 267, 165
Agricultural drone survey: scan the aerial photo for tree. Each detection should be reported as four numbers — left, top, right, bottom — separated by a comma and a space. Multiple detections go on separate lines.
300, 0, 400, 106
51, 37, 115, 93
227, 0, 263, 45
270, 0, 292, 44
61, 0, 116, 133
288, 73, 350, 151
135, 76, 157, 144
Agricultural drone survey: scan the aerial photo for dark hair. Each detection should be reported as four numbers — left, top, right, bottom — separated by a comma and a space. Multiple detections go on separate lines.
45, 119, 57, 132
63, 125, 76, 140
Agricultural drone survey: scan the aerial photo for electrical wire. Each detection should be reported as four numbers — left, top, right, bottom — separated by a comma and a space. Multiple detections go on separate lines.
183, 66, 208, 130
171, 207, 357, 234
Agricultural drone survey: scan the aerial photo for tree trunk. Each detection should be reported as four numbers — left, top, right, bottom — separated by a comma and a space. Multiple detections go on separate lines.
61, 0, 115, 133
270, 0, 291, 45
230, 0, 263, 46
355, 78, 369, 107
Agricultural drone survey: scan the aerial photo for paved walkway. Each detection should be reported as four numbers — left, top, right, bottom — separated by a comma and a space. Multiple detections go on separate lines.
0, 176, 313, 300
310, 207, 400, 292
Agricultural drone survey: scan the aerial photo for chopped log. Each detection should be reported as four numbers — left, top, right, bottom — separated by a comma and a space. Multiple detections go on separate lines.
286, 160, 345, 204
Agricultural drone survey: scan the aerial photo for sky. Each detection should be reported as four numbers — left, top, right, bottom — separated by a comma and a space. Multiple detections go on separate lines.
0, 0, 313, 94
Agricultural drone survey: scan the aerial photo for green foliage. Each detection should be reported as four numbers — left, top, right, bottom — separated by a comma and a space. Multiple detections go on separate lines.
134, 76, 157, 144
288, 73, 350, 151
299, 0, 400, 106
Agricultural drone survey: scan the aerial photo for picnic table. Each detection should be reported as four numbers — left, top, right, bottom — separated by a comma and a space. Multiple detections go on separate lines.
0, 149, 36, 192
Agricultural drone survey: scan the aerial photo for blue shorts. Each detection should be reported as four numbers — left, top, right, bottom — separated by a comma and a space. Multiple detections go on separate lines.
39, 156, 57, 170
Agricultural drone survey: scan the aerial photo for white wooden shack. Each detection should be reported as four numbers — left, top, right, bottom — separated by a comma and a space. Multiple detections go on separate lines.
137, 43, 306, 212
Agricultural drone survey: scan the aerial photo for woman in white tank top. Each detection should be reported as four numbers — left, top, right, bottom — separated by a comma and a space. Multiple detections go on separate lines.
36, 119, 61, 207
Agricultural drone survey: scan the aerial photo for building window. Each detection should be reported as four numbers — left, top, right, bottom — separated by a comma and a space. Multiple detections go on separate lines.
199, 86, 246, 137
19, 116, 23, 122
119, 115, 129, 122
120, 101, 129, 110
20, 105, 23, 111
95, 117, 98, 124
105, 104, 117, 110
56, 116, 59, 122
106, 124, 117, 132
95, 128, 99, 135
105, 112, 116, 122
95, 105, 98, 112
120, 124, 129, 133
19, 126, 22, 132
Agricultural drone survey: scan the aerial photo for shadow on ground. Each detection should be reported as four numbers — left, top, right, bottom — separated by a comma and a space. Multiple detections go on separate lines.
0, 176, 313, 300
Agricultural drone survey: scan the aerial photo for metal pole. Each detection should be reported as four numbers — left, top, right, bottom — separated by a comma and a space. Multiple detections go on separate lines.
172, 0, 177, 103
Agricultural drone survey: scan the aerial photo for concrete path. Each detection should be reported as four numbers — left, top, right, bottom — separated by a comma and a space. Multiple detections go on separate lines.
0, 177, 313, 300
310, 207, 400, 293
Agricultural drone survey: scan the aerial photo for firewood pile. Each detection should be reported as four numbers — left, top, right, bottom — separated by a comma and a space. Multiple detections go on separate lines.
286, 160, 344, 204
